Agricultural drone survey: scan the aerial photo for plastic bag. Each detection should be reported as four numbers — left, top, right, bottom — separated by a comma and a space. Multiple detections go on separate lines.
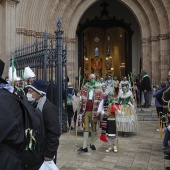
39, 161, 59, 170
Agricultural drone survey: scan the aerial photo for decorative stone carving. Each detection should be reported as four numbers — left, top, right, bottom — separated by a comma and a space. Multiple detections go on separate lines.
0, 0, 19, 6
150, 36, 159, 42
141, 38, 149, 43
159, 34, 169, 40
16, 28, 56, 38
142, 33, 170, 43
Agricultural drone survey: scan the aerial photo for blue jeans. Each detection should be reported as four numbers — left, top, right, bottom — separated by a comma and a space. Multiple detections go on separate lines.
163, 127, 170, 146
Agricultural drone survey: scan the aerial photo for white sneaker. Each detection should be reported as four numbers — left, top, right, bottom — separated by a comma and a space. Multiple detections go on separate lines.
106, 145, 113, 153
113, 146, 118, 153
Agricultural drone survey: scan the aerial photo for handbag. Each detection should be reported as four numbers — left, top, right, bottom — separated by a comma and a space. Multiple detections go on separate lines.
39, 161, 59, 170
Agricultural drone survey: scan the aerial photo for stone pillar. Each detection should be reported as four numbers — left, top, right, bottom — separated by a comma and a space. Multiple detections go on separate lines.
150, 37, 160, 85
159, 35, 169, 82
67, 37, 76, 87
141, 38, 151, 75
0, 0, 19, 76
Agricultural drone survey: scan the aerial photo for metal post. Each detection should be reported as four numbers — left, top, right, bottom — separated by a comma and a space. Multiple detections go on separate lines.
55, 18, 64, 133
42, 31, 48, 82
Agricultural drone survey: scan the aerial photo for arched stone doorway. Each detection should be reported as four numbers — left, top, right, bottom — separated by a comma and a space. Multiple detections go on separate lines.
2, 0, 169, 85
76, 1, 140, 82
76, 2, 135, 81
64, 0, 169, 86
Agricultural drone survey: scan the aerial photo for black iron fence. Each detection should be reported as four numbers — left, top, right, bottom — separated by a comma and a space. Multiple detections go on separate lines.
12, 19, 68, 132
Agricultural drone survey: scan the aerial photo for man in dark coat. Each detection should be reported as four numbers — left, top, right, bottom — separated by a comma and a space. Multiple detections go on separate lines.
140, 71, 151, 108
23, 79, 61, 170
154, 71, 170, 170
0, 60, 24, 170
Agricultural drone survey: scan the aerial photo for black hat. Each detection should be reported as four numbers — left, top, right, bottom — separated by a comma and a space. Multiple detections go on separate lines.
0, 60, 5, 77
27, 80, 47, 95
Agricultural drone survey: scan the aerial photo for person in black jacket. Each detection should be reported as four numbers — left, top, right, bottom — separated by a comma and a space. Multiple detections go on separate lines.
154, 71, 170, 170
23, 79, 61, 170
0, 60, 24, 170
140, 71, 151, 108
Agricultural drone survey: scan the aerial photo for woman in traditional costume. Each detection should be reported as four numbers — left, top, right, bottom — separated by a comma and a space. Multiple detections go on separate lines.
117, 84, 138, 136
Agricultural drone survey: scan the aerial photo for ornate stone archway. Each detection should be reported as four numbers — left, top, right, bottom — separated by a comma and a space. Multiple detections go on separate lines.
0, 0, 170, 85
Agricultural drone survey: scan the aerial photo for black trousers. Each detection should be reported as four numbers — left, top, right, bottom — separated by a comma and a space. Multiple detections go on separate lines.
143, 91, 150, 107
156, 107, 163, 118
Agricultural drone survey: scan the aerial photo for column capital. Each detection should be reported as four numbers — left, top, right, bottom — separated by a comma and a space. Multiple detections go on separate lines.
0, 0, 19, 6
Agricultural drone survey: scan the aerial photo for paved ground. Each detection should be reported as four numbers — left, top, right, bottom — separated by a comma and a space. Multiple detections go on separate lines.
56, 107, 169, 170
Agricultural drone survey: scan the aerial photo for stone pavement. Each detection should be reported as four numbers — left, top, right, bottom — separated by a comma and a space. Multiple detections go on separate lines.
56, 107, 169, 170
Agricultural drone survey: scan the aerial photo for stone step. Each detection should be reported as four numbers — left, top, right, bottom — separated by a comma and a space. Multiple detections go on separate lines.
137, 106, 158, 121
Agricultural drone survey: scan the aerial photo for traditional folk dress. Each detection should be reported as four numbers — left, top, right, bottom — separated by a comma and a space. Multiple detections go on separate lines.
98, 97, 121, 152
77, 82, 103, 151
113, 79, 119, 96
80, 83, 103, 121
118, 80, 131, 97
117, 90, 139, 133
105, 79, 114, 94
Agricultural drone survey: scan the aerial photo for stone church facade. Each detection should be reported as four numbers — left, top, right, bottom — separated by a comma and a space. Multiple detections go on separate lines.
0, 0, 170, 86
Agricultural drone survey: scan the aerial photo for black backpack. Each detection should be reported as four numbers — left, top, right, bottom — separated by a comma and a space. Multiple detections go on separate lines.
15, 95, 45, 166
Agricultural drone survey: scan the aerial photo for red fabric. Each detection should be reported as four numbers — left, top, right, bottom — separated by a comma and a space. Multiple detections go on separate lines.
110, 104, 115, 114
100, 133, 108, 142
110, 104, 120, 114
85, 100, 93, 111
115, 87, 119, 96
80, 86, 103, 122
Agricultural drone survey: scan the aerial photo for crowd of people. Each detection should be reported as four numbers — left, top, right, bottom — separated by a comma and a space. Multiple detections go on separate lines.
2, 57, 170, 170
153, 71, 170, 170
0, 60, 60, 170
70, 73, 141, 153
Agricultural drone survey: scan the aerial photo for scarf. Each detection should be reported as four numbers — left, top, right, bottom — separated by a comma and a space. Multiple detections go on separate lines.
142, 74, 149, 80
37, 95, 47, 111
0, 83, 14, 93
84, 82, 99, 92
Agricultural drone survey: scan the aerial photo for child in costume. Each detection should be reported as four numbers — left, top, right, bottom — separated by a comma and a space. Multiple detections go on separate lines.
97, 92, 120, 153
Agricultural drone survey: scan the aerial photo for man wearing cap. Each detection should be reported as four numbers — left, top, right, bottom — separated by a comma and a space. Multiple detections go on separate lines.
24, 79, 61, 169
0, 60, 25, 170
77, 73, 103, 152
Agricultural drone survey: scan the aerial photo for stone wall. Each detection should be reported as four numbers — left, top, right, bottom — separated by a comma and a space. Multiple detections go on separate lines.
0, 0, 170, 85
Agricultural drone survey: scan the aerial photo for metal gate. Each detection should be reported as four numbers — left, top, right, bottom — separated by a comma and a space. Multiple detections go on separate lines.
12, 19, 68, 132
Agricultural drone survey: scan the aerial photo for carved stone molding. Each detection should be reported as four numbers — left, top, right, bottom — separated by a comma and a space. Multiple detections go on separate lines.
16, 28, 56, 39
0, 0, 19, 6
142, 33, 170, 43
159, 34, 169, 40
141, 38, 149, 43
149, 36, 159, 42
